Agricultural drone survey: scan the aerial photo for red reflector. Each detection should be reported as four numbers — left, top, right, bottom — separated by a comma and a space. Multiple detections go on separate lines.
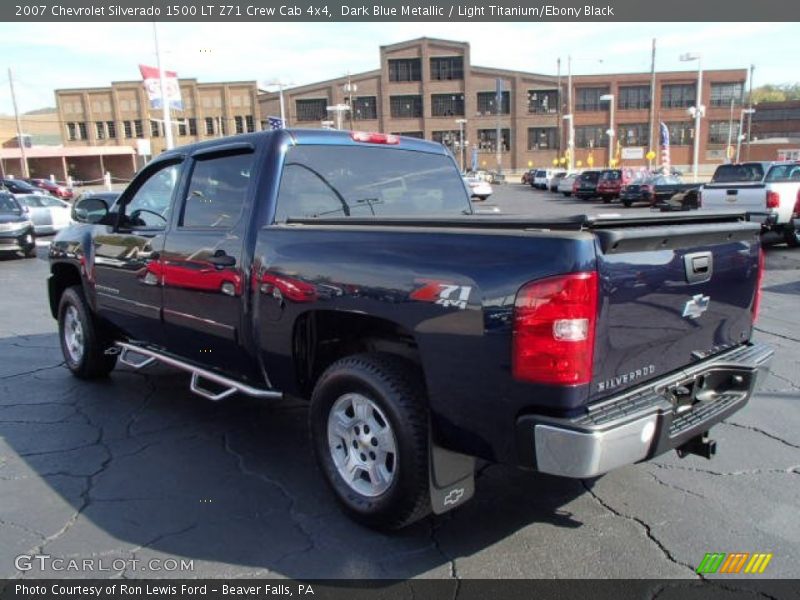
512, 271, 598, 386
351, 131, 400, 145
752, 247, 765, 323
766, 190, 780, 209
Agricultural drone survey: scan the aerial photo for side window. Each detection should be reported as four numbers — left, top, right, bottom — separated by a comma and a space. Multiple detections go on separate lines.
124, 163, 182, 230
181, 152, 254, 228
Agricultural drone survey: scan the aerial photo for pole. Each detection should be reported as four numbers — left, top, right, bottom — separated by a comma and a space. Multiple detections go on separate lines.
746, 64, 754, 160
495, 78, 502, 173
726, 98, 735, 163
567, 55, 574, 172
608, 96, 615, 167
152, 24, 174, 151
8, 68, 29, 178
648, 39, 657, 165
278, 84, 286, 125
692, 58, 702, 183
736, 111, 745, 163
556, 57, 562, 159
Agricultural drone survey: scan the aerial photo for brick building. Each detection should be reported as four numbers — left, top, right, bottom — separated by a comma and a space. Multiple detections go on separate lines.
259, 37, 749, 172
745, 100, 800, 162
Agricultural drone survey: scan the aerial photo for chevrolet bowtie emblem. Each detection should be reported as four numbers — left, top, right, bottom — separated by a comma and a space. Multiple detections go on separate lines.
682, 294, 710, 319
443, 488, 465, 506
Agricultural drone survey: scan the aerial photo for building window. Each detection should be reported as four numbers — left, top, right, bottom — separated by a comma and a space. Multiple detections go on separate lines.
77, 122, 87, 140
123, 120, 132, 139
665, 121, 693, 146
477, 128, 511, 152
477, 91, 510, 116
661, 84, 696, 108
106, 121, 116, 139
708, 121, 732, 145
527, 127, 558, 150
178, 120, 187, 136
618, 86, 651, 110
133, 120, 143, 138
432, 130, 460, 145
205, 117, 215, 135
390, 95, 423, 118
245, 115, 255, 132
388, 58, 421, 82
617, 123, 649, 146
234, 116, 244, 134
188, 118, 197, 135
66, 122, 78, 141
391, 131, 423, 138
150, 120, 160, 137
352, 96, 377, 120
296, 98, 328, 122
527, 90, 558, 114
576, 87, 610, 111
430, 56, 464, 81
575, 125, 606, 148
95, 121, 105, 140
431, 94, 465, 117
710, 82, 744, 107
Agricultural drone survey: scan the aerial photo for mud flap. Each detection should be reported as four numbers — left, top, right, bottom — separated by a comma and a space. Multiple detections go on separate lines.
429, 441, 476, 515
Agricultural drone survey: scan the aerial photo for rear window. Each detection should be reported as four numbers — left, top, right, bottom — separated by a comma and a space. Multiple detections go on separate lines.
711, 163, 765, 183
765, 164, 800, 182
535, 170, 546, 177
274, 146, 469, 221
600, 170, 621, 180
581, 172, 600, 183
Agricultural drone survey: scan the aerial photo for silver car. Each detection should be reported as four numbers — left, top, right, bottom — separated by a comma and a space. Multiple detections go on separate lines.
15, 194, 72, 234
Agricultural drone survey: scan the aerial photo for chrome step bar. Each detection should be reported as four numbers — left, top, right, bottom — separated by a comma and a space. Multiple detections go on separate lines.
115, 342, 282, 402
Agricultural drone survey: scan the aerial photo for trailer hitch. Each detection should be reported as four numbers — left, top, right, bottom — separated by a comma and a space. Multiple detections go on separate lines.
677, 433, 717, 460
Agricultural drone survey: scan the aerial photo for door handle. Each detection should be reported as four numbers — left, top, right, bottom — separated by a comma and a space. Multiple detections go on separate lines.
208, 252, 236, 268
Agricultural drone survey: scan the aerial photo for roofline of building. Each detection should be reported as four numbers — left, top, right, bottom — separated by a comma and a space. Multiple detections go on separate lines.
258, 69, 383, 99
380, 37, 469, 51
55, 79, 260, 94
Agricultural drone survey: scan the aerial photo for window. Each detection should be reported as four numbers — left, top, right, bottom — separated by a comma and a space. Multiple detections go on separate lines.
352, 96, 377, 120
106, 121, 116, 139
205, 117, 215, 135
234, 116, 244, 134
95, 122, 106, 140
296, 98, 328, 122
477, 128, 511, 152
711, 163, 765, 183
708, 121, 732, 145
77, 122, 87, 140
710, 82, 744, 107
431, 94, 465, 117
388, 58, 421, 82
150, 121, 160, 137
181, 152, 254, 228
391, 131, 423, 138
133, 120, 143, 138
527, 127, 558, 150
66, 122, 78, 141
123, 121, 133, 139
432, 130, 460, 145
527, 90, 558, 114
665, 121, 693, 146
123, 162, 182, 230
178, 120, 187, 136
661, 84, 696, 108
618, 86, 651, 110
430, 56, 464, 81
390, 95, 423, 118
245, 115, 255, 132
189, 118, 197, 136
617, 123, 648, 146
274, 146, 469, 222
575, 125, 606, 148
576, 87, 610, 111
477, 91, 510, 115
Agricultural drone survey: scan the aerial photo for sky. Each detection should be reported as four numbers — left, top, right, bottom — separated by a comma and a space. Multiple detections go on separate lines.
0, 21, 798, 115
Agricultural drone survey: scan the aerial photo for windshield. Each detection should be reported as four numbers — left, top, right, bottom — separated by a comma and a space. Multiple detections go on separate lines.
274, 146, 470, 221
765, 164, 800, 182
17, 196, 44, 207
0, 194, 22, 214
600, 171, 621, 180
712, 163, 765, 183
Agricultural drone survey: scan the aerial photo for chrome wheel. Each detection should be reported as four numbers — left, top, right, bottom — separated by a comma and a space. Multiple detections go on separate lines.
63, 305, 85, 363
327, 393, 398, 497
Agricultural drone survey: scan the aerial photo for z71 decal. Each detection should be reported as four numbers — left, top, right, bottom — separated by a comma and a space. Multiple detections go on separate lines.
410, 280, 473, 310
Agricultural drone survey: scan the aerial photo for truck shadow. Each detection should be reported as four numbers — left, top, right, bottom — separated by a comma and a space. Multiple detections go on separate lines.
1, 332, 586, 579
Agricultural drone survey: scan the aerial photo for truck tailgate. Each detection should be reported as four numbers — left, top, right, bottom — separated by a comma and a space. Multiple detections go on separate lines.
589, 218, 762, 401
702, 183, 765, 211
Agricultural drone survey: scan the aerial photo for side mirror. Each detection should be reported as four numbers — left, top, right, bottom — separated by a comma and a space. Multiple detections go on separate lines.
72, 197, 109, 224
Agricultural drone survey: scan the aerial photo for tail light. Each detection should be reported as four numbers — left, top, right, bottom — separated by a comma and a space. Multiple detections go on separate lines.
351, 131, 400, 145
512, 271, 598, 386
766, 190, 780, 209
572, 180, 580, 192
793, 189, 800, 219
752, 247, 765, 323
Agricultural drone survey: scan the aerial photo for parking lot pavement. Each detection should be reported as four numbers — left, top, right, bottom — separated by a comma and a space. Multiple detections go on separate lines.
0, 187, 798, 580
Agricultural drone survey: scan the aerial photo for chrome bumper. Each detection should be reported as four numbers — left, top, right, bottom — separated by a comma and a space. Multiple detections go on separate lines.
519, 343, 774, 478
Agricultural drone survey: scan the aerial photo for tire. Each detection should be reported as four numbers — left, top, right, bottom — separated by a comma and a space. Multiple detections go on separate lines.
622, 200, 633, 208
562, 192, 570, 197
309, 353, 431, 530
24, 245, 37, 258
602, 196, 612, 204
785, 224, 800, 248
58, 286, 117, 379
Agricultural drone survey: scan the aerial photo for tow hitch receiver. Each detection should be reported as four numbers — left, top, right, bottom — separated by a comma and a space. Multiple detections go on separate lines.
677, 433, 717, 460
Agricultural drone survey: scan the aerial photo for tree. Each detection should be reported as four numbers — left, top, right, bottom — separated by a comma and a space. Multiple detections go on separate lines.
751, 83, 800, 103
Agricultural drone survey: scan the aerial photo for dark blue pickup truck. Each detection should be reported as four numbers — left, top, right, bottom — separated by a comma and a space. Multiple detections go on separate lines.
48, 129, 772, 530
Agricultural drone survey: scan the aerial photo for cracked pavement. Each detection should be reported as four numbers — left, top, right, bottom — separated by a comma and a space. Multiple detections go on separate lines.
0, 187, 798, 580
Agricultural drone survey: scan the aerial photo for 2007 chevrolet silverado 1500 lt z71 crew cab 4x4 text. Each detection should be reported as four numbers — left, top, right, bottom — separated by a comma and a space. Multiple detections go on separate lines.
48, 129, 773, 530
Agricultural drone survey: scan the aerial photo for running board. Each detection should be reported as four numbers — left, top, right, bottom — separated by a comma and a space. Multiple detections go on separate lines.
115, 342, 282, 402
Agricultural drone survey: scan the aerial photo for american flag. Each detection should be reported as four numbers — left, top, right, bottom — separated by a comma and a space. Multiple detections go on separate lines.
267, 116, 285, 130
659, 122, 671, 174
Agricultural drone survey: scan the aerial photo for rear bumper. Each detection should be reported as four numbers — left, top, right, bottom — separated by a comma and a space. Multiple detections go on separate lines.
516, 343, 773, 478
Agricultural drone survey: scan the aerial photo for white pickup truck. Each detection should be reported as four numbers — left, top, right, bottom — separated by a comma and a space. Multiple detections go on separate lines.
699, 161, 800, 247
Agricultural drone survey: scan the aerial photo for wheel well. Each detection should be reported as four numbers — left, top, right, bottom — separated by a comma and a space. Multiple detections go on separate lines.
293, 311, 422, 396
49, 263, 82, 318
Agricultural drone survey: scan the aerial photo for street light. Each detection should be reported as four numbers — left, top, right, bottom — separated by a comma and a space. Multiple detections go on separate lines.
562, 113, 574, 170
736, 108, 756, 163
455, 118, 468, 172
343, 78, 357, 130
264, 80, 295, 126
680, 53, 703, 182
600, 94, 615, 167
564, 56, 604, 172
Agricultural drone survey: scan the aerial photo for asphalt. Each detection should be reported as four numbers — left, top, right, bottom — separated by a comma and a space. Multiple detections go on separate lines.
0, 184, 798, 580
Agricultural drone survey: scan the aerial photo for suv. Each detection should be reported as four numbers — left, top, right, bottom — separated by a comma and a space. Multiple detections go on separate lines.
572, 170, 602, 200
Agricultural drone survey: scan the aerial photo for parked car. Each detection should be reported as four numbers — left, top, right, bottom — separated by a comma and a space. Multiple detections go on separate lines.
1, 178, 46, 197
49, 128, 771, 530
463, 176, 493, 201
25, 178, 74, 200
558, 173, 580, 196
699, 161, 800, 247
596, 169, 624, 202
532, 169, 553, 189
547, 170, 567, 192
0, 192, 36, 258
620, 175, 700, 208
16, 194, 72, 234
572, 170, 602, 200
521, 169, 535, 185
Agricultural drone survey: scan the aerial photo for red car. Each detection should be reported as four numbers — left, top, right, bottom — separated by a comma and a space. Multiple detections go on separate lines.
26, 178, 74, 200
595, 169, 625, 203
